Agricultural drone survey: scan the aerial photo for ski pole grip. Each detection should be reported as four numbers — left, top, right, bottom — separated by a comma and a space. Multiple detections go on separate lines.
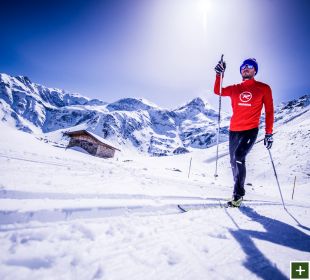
220, 54, 224, 63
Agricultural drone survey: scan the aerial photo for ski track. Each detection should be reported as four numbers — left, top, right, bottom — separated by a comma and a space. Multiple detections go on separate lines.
2, 204, 308, 280
0, 196, 302, 226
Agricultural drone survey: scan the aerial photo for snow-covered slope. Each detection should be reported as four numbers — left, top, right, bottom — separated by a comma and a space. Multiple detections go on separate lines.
0, 96, 309, 279
274, 94, 310, 125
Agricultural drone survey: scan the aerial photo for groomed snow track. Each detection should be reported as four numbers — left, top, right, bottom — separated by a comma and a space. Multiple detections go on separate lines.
1, 195, 306, 226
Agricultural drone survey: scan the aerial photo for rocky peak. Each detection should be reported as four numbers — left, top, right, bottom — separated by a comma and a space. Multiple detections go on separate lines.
107, 98, 155, 112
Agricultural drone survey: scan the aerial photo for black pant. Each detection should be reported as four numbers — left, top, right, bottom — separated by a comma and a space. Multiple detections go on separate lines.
229, 128, 258, 199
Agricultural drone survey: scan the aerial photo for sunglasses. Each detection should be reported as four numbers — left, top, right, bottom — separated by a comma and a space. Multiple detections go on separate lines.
241, 64, 255, 70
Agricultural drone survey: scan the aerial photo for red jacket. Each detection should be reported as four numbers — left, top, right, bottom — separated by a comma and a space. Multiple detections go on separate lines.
214, 75, 274, 134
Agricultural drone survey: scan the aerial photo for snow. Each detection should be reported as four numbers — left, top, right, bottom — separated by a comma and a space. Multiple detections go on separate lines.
1, 72, 234, 155
0, 108, 309, 279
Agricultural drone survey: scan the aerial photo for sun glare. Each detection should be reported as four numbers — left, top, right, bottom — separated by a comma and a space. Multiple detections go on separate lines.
197, 0, 213, 31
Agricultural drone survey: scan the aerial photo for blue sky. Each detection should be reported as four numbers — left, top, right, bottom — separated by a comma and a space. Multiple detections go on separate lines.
1, 0, 309, 111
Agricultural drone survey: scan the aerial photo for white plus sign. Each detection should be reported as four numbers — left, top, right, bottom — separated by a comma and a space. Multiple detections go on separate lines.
296, 265, 306, 276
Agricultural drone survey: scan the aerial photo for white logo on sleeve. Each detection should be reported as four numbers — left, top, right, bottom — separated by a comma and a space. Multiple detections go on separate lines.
239, 91, 252, 106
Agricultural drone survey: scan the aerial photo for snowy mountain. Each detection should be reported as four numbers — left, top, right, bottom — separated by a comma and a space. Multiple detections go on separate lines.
1, 73, 309, 156
0, 73, 230, 156
274, 94, 310, 125
0, 74, 106, 133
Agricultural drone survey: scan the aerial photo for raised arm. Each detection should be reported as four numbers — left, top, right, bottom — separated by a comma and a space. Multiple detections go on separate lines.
213, 74, 234, 96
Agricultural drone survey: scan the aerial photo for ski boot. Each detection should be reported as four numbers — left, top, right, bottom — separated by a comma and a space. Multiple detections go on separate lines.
226, 196, 243, 208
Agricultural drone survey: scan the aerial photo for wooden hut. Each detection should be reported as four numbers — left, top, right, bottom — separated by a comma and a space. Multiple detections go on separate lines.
65, 130, 120, 158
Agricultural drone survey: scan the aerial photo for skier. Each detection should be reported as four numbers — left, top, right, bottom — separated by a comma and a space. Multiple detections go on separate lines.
214, 58, 274, 207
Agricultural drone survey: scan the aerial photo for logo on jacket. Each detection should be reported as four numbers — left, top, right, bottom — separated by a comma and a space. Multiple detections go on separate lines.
240, 91, 252, 102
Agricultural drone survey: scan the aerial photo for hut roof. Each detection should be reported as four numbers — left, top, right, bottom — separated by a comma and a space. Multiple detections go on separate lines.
65, 130, 121, 151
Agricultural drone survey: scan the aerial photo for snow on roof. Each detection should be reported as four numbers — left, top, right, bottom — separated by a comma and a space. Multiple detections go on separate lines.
65, 129, 121, 151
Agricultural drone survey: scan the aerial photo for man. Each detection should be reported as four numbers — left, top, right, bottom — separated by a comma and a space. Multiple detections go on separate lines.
214, 58, 274, 207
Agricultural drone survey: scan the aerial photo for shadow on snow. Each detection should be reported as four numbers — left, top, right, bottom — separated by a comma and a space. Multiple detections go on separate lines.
226, 206, 310, 280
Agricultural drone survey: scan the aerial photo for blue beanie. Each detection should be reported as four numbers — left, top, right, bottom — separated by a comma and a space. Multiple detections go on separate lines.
240, 58, 258, 75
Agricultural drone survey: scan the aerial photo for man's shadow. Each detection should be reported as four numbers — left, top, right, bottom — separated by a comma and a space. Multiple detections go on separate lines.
227, 206, 310, 280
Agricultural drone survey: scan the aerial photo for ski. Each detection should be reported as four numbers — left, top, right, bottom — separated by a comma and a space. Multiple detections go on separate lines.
177, 201, 225, 212
177, 204, 187, 212
178, 199, 281, 212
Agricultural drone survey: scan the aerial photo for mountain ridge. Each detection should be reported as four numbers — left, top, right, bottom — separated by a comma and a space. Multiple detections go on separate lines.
1, 73, 309, 156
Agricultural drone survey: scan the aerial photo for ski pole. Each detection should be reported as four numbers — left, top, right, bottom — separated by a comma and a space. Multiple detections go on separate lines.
268, 149, 286, 209
291, 176, 296, 200
188, 156, 192, 178
214, 54, 224, 178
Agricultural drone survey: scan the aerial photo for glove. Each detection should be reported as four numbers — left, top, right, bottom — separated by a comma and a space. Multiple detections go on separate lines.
264, 134, 273, 149
214, 60, 226, 75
